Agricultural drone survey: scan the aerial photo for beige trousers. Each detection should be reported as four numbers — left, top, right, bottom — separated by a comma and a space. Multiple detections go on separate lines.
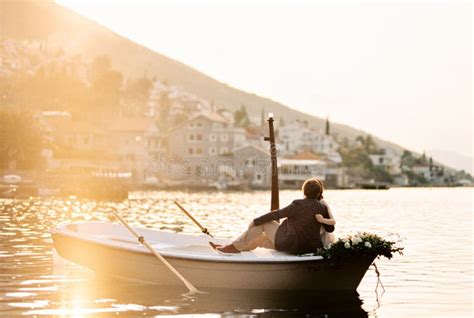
232, 221, 280, 251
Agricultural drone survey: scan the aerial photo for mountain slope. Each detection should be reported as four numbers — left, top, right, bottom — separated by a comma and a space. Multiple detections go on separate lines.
427, 150, 473, 175
1, 0, 404, 153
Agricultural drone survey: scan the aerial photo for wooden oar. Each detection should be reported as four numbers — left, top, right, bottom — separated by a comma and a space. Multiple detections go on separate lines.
174, 201, 224, 253
174, 201, 213, 238
109, 210, 202, 295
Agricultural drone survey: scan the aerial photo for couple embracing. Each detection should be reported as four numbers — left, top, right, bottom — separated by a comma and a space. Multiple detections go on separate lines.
213, 178, 336, 255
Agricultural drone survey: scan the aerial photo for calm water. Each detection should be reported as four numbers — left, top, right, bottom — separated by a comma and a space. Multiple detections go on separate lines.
0, 188, 472, 317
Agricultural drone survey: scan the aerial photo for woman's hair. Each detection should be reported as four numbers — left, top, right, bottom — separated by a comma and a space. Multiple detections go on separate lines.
302, 178, 324, 200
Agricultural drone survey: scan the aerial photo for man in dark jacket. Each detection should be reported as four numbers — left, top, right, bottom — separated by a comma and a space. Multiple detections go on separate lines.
216, 178, 334, 255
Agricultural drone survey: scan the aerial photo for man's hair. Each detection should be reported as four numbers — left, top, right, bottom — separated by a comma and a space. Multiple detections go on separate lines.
302, 178, 323, 199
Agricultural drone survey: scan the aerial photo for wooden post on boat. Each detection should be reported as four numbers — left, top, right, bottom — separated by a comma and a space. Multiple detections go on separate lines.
264, 113, 279, 210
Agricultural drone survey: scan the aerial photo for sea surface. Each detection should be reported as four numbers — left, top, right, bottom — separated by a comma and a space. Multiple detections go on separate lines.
0, 187, 472, 317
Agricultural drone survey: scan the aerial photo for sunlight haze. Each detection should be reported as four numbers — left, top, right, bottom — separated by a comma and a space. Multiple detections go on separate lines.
57, 0, 472, 159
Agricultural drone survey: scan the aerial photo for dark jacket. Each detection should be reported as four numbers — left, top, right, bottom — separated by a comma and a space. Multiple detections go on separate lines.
253, 198, 334, 255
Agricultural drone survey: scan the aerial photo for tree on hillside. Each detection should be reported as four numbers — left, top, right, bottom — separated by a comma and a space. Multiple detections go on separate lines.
454, 170, 473, 182
0, 112, 44, 170
339, 145, 372, 170
2, 50, 127, 117
370, 166, 393, 183
172, 112, 189, 126
339, 136, 393, 182
401, 150, 416, 168
157, 92, 171, 131
356, 135, 381, 154
90, 55, 123, 115
122, 76, 153, 116
3, 59, 89, 114
416, 151, 428, 165
339, 139, 373, 178
234, 105, 250, 127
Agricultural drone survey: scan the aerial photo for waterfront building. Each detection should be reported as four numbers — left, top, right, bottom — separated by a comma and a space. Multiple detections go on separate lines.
393, 174, 409, 186
369, 149, 402, 175
41, 113, 163, 184
412, 164, 444, 184
106, 117, 163, 183
166, 113, 246, 182
279, 121, 341, 162
278, 158, 327, 189
231, 145, 271, 188
279, 151, 348, 188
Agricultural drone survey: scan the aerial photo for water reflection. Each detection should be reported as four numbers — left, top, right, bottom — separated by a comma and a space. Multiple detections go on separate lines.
23, 279, 368, 317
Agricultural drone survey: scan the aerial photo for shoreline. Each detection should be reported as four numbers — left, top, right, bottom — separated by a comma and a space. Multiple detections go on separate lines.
1, 184, 472, 201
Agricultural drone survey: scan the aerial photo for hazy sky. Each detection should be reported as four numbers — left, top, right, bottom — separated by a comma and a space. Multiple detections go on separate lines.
58, 0, 472, 157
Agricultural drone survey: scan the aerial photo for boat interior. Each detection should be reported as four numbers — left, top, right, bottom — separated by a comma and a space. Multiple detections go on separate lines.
56, 221, 324, 263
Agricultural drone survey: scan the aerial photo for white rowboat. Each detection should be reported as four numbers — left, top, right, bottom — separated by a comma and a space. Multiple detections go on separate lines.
52, 221, 374, 291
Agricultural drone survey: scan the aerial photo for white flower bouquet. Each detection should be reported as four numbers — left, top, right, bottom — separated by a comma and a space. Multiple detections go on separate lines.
319, 232, 403, 264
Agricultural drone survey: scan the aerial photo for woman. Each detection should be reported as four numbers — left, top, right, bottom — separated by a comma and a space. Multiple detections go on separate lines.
313, 178, 336, 248
213, 178, 335, 255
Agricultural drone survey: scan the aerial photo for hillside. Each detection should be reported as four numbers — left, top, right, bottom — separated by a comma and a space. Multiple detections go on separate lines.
1, 0, 404, 154
427, 150, 473, 175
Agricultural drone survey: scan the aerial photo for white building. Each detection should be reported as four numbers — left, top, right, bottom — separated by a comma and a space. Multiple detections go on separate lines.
280, 151, 348, 188
166, 113, 246, 181
412, 164, 444, 183
145, 80, 212, 118
231, 145, 271, 188
369, 150, 402, 175
278, 158, 327, 188
41, 113, 164, 184
393, 174, 409, 186
167, 113, 246, 159
279, 121, 341, 161
146, 80, 167, 117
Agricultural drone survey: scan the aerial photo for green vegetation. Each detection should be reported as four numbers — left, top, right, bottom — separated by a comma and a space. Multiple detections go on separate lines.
122, 76, 153, 117
453, 170, 472, 181
338, 135, 393, 182
233, 105, 250, 127
0, 111, 45, 169
401, 150, 430, 167
0, 52, 152, 119
89, 56, 123, 115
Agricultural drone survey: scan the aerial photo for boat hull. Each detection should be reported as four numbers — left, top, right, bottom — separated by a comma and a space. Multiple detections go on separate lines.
52, 231, 374, 291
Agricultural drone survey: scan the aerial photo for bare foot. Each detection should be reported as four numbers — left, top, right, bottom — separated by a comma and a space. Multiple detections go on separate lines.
217, 244, 240, 254
209, 242, 222, 250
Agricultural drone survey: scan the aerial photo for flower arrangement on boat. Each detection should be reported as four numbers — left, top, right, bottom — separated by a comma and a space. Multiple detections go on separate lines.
319, 232, 404, 264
